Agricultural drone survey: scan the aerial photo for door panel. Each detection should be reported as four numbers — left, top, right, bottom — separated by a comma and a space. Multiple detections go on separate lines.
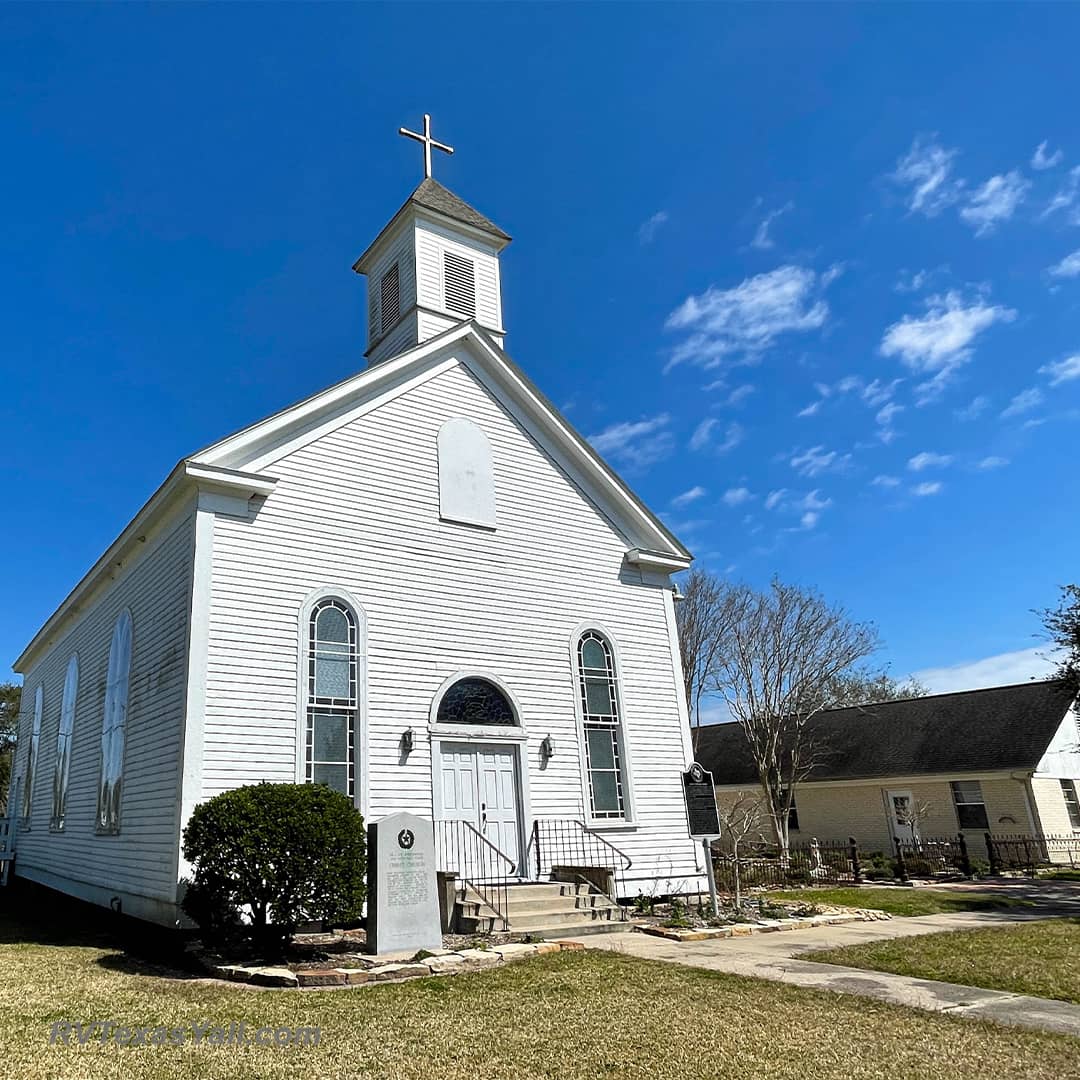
441, 742, 521, 871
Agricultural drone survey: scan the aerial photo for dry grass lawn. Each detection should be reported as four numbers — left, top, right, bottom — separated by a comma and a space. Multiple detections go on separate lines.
2, 892, 1079, 1079
806, 918, 1080, 1005
770, 887, 1027, 917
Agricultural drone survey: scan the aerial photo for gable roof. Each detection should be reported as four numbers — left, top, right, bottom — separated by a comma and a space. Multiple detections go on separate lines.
195, 321, 691, 561
16, 322, 691, 671
696, 679, 1076, 786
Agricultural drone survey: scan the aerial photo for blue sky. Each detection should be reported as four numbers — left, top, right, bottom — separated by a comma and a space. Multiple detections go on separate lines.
2, 5, 1078, 693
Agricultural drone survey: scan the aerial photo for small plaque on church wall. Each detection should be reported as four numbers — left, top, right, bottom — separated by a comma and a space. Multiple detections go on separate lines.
682, 763, 721, 839
366, 812, 443, 955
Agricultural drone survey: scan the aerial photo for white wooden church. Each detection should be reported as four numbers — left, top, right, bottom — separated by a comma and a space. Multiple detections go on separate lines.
9, 117, 704, 929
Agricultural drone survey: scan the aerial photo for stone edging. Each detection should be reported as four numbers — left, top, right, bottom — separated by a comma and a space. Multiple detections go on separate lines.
209, 940, 585, 989
637, 910, 889, 942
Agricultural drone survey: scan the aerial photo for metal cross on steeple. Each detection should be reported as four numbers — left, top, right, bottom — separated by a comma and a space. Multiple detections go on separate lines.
398, 113, 454, 180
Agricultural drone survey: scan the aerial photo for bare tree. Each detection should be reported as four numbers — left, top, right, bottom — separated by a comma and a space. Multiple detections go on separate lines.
675, 569, 743, 750
710, 578, 880, 856
824, 666, 928, 708
715, 790, 765, 909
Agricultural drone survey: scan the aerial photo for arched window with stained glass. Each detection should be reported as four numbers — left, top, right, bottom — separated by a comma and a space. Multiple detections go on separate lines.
575, 630, 629, 821
305, 599, 358, 799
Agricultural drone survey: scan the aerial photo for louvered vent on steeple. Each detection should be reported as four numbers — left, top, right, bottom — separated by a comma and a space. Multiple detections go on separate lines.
380, 262, 401, 334
443, 251, 476, 318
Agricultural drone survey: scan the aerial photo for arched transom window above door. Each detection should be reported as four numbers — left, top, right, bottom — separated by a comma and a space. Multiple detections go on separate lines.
436, 677, 516, 726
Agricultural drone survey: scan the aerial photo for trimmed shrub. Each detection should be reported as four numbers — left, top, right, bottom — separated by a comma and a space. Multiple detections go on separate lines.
182, 782, 366, 955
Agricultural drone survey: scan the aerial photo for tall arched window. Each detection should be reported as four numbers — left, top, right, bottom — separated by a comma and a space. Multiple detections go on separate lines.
306, 599, 358, 797
97, 610, 132, 834
576, 631, 629, 821
21, 684, 43, 821
52, 655, 79, 830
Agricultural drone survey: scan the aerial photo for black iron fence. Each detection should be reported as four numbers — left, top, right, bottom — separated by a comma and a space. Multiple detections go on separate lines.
711, 837, 863, 891
987, 833, 1080, 873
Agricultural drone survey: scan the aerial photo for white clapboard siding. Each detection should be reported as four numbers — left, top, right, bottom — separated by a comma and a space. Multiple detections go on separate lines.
415, 222, 502, 332
12, 508, 194, 920
202, 358, 700, 889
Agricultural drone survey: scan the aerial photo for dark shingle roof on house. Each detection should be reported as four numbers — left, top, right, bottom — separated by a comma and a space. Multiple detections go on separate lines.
408, 178, 511, 241
696, 679, 1076, 786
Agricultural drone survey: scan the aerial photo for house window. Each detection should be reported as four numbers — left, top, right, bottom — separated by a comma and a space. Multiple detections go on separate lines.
51, 655, 79, 830
576, 631, 629, 821
306, 599, 358, 798
97, 610, 132, 834
443, 251, 476, 318
380, 262, 400, 335
785, 789, 800, 832
950, 780, 989, 830
1061, 780, 1080, 830
21, 685, 43, 821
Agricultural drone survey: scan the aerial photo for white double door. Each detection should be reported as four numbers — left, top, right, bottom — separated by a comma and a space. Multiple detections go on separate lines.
440, 742, 522, 873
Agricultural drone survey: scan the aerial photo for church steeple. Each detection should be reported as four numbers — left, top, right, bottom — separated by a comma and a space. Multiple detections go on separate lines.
353, 115, 511, 366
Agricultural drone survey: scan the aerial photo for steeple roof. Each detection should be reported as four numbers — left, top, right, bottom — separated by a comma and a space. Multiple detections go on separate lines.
353, 178, 510, 273
408, 178, 511, 241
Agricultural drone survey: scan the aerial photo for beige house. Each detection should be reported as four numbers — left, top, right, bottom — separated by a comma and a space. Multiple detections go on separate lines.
698, 680, 1080, 861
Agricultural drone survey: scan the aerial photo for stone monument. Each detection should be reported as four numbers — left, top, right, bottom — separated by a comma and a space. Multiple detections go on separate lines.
367, 812, 443, 955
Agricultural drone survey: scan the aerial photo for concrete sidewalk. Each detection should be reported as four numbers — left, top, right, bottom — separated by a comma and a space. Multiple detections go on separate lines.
588, 913, 1080, 1037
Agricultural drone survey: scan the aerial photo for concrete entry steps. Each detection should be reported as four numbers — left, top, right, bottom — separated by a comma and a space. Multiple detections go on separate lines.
455, 880, 630, 937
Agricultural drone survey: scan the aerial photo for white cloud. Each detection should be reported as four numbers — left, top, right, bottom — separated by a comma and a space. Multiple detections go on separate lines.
871, 474, 901, 488
955, 395, 990, 421
977, 456, 1009, 470
671, 485, 707, 508
799, 511, 821, 530
724, 384, 756, 408
751, 201, 793, 250
908, 451, 953, 471
915, 646, 1057, 694
912, 481, 943, 496
1000, 387, 1043, 419
862, 378, 902, 407
880, 291, 1016, 404
722, 487, 754, 507
764, 489, 787, 511
895, 269, 929, 294
665, 265, 834, 370
796, 489, 832, 512
876, 402, 904, 427
797, 400, 822, 418
790, 445, 850, 478
1032, 140, 1064, 171
1039, 355, 1080, 385
1048, 249, 1080, 279
891, 136, 963, 216
588, 413, 673, 470
959, 171, 1030, 236
638, 210, 669, 244
690, 418, 744, 454
1041, 166, 1080, 220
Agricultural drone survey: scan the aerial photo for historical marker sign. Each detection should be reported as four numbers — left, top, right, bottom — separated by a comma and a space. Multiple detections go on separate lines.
682, 762, 721, 839
367, 812, 442, 955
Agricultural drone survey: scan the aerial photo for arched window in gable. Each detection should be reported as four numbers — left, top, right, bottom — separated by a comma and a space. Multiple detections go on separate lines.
306, 599, 359, 798
437, 417, 496, 528
51, 654, 79, 830
97, 609, 132, 834
575, 631, 630, 821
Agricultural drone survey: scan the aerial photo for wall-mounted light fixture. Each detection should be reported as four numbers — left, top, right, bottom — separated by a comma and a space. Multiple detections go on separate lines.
401, 727, 414, 754
540, 735, 555, 762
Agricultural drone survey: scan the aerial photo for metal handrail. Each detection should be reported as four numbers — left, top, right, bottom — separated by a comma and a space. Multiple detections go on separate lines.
434, 818, 517, 932
530, 817, 633, 904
